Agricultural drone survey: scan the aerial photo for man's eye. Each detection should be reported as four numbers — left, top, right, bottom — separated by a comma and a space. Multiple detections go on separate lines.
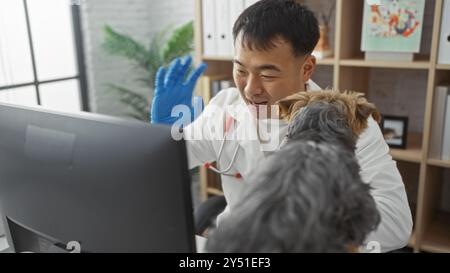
261, 75, 276, 79
237, 70, 246, 75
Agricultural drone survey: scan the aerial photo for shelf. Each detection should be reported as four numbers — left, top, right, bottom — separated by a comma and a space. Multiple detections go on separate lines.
427, 159, 450, 169
201, 57, 436, 70
340, 58, 430, 70
436, 64, 450, 70
203, 56, 336, 66
207, 188, 224, 196
195, 2, 449, 252
316, 58, 335, 66
389, 133, 423, 163
420, 211, 450, 253
390, 148, 422, 163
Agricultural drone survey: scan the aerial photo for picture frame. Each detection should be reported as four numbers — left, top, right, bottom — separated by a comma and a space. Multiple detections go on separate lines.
361, 0, 426, 53
380, 115, 409, 149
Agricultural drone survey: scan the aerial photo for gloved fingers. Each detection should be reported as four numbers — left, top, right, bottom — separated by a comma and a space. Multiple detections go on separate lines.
172, 55, 191, 85
154, 66, 166, 95
179, 55, 193, 82
165, 57, 182, 87
185, 62, 208, 88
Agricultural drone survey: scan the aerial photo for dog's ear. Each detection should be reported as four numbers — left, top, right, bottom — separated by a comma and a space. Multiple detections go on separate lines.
278, 92, 311, 121
356, 95, 381, 122
354, 93, 381, 133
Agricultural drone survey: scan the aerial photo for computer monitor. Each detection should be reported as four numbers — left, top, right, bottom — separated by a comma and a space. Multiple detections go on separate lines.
0, 102, 195, 253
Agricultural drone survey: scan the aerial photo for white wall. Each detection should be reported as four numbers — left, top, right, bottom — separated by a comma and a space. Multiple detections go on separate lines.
80, 0, 195, 116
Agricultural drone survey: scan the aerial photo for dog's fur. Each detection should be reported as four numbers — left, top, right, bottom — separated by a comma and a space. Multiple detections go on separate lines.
279, 90, 381, 136
205, 142, 381, 252
205, 90, 381, 253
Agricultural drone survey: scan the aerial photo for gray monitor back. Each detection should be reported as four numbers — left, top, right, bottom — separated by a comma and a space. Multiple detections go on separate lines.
0, 102, 195, 253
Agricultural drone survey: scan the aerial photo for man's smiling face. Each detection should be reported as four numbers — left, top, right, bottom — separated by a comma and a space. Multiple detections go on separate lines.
233, 36, 316, 117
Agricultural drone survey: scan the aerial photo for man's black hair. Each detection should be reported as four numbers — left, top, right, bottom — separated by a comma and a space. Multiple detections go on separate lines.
233, 0, 320, 57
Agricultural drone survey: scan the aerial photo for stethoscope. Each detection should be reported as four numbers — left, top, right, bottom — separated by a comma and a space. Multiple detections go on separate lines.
203, 116, 242, 179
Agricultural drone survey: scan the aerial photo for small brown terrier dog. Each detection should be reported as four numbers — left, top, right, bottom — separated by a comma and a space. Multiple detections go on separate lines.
278, 90, 381, 137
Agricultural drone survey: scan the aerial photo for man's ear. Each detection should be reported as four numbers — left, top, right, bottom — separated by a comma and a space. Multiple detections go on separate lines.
302, 55, 316, 83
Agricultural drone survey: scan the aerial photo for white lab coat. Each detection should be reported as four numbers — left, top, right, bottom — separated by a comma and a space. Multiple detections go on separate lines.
184, 80, 413, 253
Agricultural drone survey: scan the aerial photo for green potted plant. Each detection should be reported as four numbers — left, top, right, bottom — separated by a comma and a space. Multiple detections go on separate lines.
102, 21, 194, 121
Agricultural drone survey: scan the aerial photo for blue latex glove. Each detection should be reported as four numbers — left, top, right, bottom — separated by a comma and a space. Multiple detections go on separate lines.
151, 56, 207, 125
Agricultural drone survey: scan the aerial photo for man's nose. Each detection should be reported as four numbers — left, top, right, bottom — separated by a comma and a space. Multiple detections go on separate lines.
244, 75, 263, 96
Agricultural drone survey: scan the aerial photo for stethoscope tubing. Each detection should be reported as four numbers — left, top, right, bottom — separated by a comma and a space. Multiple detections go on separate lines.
204, 116, 242, 178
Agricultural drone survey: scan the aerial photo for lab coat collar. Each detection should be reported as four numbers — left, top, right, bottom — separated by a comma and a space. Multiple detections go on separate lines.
307, 79, 321, 91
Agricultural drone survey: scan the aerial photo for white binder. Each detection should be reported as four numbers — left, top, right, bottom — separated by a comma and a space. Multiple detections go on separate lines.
202, 0, 217, 56
438, 0, 450, 65
430, 86, 449, 159
214, 0, 231, 57
229, 0, 245, 54
442, 94, 450, 160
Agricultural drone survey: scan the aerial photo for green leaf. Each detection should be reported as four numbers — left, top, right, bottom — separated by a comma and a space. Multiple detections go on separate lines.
144, 30, 166, 80
136, 77, 153, 88
125, 111, 150, 121
106, 84, 150, 121
162, 21, 194, 64
102, 25, 150, 70
146, 24, 173, 66
101, 22, 194, 120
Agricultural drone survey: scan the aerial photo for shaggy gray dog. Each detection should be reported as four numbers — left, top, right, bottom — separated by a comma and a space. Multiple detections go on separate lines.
283, 101, 358, 150
205, 102, 381, 253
